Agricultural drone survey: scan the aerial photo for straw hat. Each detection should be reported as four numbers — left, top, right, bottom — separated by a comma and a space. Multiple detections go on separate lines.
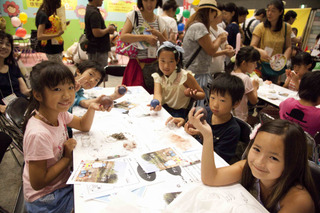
196, 0, 221, 16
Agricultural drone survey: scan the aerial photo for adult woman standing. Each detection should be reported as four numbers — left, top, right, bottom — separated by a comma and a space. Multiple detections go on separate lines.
251, 0, 292, 83
121, 0, 167, 94
35, 0, 65, 63
182, 0, 227, 107
0, 31, 29, 151
221, 2, 239, 49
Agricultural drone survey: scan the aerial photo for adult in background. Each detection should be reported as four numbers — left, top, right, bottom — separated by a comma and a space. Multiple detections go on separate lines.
251, 0, 291, 83
241, 8, 266, 46
85, 0, 116, 68
36, 0, 66, 63
284, 10, 302, 47
183, 0, 227, 107
162, 0, 178, 43
237, 6, 248, 25
221, 2, 239, 49
121, 0, 167, 94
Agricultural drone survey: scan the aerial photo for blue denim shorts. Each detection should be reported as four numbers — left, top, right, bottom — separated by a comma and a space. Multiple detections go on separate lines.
25, 185, 74, 213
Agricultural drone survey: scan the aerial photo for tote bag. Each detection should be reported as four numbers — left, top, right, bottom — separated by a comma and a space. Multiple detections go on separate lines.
115, 11, 139, 58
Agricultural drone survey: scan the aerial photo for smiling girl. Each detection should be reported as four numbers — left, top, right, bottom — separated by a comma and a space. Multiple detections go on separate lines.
189, 114, 318, 213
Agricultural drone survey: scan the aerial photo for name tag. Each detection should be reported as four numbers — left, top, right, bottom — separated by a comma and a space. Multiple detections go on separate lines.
2, 93, 17, 105
148, 46, 157, 58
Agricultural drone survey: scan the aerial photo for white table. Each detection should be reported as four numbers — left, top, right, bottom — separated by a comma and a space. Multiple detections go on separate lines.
257, 81, 298, 107
72, 86, 268, 213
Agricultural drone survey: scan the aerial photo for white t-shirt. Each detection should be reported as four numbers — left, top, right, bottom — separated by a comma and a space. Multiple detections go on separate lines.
209, 26, 227, 73
161, 15, 178, 38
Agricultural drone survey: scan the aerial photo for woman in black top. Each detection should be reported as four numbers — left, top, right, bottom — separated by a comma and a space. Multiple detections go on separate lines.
35, 0, 65, 62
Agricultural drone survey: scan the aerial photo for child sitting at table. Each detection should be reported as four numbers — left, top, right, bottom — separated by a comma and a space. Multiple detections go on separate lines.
183, 73, 245, 163
190, 114, 318, 212
231, 46, 260, 122
279, 71, 320, 136
70, 60, 126, 112
22, 61, 108, 212
150, 41, 205, 118
283, 52, 316, 91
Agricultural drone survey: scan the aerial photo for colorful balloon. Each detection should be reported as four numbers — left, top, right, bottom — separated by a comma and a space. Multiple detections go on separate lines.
235, 32, 241, 54
15, 28, 27, 38
182, 10, 190, 18
11, 17, 21, 28
177, 23, 185, 32
175, 7, 180, 15
192, 0, 200, 5
19, 12, 28, 22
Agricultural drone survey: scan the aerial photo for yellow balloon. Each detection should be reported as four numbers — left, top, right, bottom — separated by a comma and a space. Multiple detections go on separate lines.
19, 12, 28, 22
192, 0, 200, 5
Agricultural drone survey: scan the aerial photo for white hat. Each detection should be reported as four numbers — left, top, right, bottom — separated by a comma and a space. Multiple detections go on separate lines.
196, 0, 221, 16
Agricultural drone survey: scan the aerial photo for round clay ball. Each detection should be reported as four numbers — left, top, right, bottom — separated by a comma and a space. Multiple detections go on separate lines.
100, 96, 113, 109
118, 86, 127, 95
194, 106, 207, 122
150, 99, 160, 108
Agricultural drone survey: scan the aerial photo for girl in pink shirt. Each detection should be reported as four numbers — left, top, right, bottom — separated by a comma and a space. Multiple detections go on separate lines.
22, 61, 110, 212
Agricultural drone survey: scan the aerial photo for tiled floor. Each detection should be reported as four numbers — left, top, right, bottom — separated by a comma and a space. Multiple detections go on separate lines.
0, 59, 123, 212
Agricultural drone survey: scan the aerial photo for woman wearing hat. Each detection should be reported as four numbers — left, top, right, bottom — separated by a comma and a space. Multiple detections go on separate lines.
183, 0, 227, 107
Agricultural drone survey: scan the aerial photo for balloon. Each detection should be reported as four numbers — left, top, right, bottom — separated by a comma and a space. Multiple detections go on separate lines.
177, 23, 185, 32
175, 7, 180, 15
182, 10, 190, 18
19, 12, 28, 22
11, 17, 21, 28
15, 28, 27, 38
21, 19, 27, 24
192, 0, 200, 5
15, 27, 21, 32
235, 32, 241, 54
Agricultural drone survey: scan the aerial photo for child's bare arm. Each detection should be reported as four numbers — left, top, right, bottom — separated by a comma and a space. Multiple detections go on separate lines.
29, 138, 77, 190
188, 108, 245, 186
183, 73, 205, 100
68, 105, 98, 131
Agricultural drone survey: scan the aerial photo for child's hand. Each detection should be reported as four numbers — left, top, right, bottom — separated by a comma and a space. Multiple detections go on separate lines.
165, 117, 185, 127
184, 121, 200, 135
290, 71, 299, 82
95, 95, 113, 112
252, 79, 259, 90
112, 85, 127, 99
187, 107, 211, 136
75, 76, 87, 91
63, 138, 77, 159
285, 69, 292, 78
184, 88, 198, 98
148, 103, 162, 111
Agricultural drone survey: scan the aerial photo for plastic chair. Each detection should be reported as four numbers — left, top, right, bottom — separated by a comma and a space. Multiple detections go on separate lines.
4, 97, 29, 166
230, 117, 252, 164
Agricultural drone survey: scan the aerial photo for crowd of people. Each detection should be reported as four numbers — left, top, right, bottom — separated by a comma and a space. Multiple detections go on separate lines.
0, 0, 320, 212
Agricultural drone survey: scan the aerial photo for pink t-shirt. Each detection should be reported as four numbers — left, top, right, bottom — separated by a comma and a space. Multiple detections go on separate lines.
231, 72, 254, 121
23, 112, 73, 202
279, 98, 320, 136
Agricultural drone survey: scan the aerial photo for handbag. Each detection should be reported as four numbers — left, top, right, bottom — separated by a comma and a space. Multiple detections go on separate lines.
30, 30, 45, 53
115, 11, 139, 58
79, 33, 89, 52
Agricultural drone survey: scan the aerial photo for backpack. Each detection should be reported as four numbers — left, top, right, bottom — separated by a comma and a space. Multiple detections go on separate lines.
242, 19, 255, 46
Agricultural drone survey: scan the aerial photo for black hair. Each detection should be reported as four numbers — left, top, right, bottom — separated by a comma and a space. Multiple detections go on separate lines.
137, 0, 163, 10
23, 61, 75, 132
235, 46, 260, 67
292, 27, 298, 34
284, 10, 297, 22
292, 52, 315, 71
238, 6, 248, 16
299, 71, 320, 103
0, 31, 15, 66
316, 33, 320, 41
223, 2, 238, 24
75, 60, 106, 86
210, 72, 244, 105
264, 0, 284, 32
255, 8, 266, 17
162, 0, 178, 12
156, 45, 183, 76
38, 0, 61, 16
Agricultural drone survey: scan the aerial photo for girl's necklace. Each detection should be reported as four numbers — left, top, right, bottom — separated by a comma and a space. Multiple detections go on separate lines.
35, 110, 57, 126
